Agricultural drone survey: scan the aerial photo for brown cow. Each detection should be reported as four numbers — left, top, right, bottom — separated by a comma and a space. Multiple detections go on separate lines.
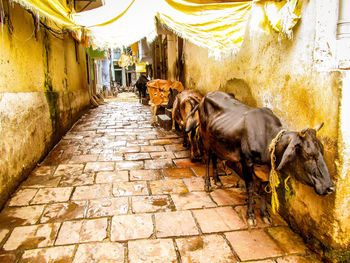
172, 89, 203, 161
146, 79, 184, 125
198, 91, 335, 226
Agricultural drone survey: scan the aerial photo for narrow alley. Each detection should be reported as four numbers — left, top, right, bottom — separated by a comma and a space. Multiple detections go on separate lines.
0, 97, 320, 262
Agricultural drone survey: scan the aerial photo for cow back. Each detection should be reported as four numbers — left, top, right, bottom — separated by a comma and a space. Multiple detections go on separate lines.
199, 91, 282, 164
147, 79, 184, 106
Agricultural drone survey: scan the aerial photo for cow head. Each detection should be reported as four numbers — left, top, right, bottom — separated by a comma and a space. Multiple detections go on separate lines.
185, 106, 203, 161
276, 123, 335, 195
166, 88, 180, 109
187, 122, 203, 161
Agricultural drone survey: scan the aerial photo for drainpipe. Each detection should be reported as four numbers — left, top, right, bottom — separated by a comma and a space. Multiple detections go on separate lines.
337, 0, 350, 69
337, 0, 350, 39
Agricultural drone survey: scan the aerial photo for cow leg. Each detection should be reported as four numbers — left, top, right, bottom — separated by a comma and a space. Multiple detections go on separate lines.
171, 99, 178, 131
212, 154, 222, 187
242, 162, 257, 226
259, 182, 271, 224
205, 150, 212, 192
171, 112, 176, 131
183, 134, 189, 148
153, 105, 158, 125
150, 105, 157, 125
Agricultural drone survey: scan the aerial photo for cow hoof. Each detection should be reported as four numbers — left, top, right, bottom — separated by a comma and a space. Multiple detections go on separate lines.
204, 185, 211, 192
262, 216, 271, 224
247, 218, 257, 226
214, 182, 223, 189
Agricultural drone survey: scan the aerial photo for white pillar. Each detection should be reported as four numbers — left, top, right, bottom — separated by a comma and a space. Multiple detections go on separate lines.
122, 67, 126, 87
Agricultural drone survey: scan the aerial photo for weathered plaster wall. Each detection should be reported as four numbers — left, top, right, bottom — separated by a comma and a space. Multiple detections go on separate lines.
0, 3, 90, 209
181, 0, 348, 259
167, 34, 178, 81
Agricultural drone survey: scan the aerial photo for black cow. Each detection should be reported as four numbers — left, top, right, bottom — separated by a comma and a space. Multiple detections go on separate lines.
135, 74, 149, 102
198, 91, 335, 225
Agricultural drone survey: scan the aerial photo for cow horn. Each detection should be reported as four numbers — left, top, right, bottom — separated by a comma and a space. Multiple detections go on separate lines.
314, 122, 324, 132
299, 128, 308, 137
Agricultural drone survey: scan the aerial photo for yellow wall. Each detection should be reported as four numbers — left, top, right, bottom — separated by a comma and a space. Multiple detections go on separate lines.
0, 2, 90, 208
167, 34, 178, 81
175, 0, 349, 260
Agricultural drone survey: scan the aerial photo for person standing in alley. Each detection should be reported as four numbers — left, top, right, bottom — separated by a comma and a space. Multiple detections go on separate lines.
135, 73, 149, 103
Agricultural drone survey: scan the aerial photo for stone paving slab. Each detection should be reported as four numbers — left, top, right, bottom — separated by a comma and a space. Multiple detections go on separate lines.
3, 223, 60, 251
225, 229, 284, 261
171, 192, 216, 210
86, 197, 128, 218
155, 210, 199, 237
193, 207, 246, 233
128, 239, 177, 263
0, 100, 319, 262
176, 235, 236, 263
21, 245, 75, 263
73, 242, 125, 263
96, 170, 129, 183
40, 201, 87, 223
150, 178, 188, 194
130, 169, 162, 181
111, 213, 154, 241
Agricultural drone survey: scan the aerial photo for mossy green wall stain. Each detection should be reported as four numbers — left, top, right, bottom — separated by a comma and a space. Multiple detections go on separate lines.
44, 73, 53, 92
42, 28, 59, 135
44, 91, 59, 134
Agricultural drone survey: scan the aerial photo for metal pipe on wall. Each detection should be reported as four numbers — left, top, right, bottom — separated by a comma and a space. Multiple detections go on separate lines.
337, 0, 350, 39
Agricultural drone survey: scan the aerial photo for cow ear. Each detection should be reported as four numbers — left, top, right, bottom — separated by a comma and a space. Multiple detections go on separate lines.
276, 136, 301, 171
314, 122, 324, 132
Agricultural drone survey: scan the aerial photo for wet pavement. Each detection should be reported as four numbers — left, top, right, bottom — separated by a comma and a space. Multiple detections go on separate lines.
0, 95, 322, 262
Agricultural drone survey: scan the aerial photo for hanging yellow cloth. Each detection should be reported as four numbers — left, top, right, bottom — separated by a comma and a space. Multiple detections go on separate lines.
258, 0, 303, 39
157, 0, 252, 54
9, 0, 303, 51
10, 0, 78, 29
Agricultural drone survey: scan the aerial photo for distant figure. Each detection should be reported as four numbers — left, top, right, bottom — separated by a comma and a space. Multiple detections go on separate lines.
135, 73, 149, 102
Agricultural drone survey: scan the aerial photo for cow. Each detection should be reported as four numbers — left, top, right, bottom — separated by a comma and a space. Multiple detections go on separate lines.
198, 91, 335, 226
171, 89, 203, 161
146, 79, 184, 125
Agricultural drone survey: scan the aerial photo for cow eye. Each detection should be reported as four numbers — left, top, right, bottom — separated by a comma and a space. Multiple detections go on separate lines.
301, 148, 314, 159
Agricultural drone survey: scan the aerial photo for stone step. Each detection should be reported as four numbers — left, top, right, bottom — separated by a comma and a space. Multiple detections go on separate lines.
165, 108, 172, 118
157, 114, 172, 131
155, 106, 165, 115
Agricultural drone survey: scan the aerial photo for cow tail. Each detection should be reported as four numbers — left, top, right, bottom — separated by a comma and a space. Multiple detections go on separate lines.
184, 104, 199, 133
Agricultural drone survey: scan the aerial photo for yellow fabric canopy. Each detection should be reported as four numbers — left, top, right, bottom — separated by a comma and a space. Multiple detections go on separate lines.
260, 0, 302, 39
8, 0, 303, 53
11, 0, 78, 28
158, 0, 252, 54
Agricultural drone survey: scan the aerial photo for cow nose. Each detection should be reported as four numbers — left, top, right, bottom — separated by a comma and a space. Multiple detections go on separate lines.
326, 185, 335, 194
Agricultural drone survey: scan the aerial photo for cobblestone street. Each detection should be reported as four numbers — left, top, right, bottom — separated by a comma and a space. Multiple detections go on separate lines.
0, 98, 321, 263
